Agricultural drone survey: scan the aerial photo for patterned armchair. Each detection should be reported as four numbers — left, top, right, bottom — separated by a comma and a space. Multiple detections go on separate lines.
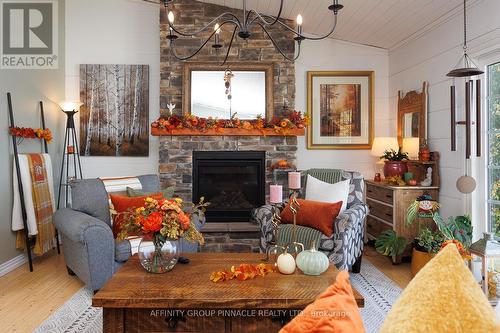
252, 169, 368, 272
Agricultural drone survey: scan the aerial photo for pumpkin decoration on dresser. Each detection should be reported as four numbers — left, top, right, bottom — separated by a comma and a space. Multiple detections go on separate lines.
380, 148, 409, 178
296, 241, 329, 276
419, 140, 431, 162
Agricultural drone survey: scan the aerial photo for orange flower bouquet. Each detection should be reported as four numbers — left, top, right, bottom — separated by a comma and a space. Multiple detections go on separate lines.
117, 197, 208, 273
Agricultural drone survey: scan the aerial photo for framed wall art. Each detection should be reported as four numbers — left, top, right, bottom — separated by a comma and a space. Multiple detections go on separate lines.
80, 64, 150, 157
307, 71, 374, 150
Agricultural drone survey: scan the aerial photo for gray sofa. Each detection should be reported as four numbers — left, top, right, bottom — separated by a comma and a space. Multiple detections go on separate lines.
252, 169, 368, 272
53, 174, 203, 291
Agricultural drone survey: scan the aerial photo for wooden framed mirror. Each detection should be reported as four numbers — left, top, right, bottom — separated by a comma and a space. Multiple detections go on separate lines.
182, 62, 274, 119
397, 81, 428, 146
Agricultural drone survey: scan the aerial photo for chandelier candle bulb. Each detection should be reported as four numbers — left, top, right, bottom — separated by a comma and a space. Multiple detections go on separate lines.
270, 185, 283, 204
167, 11, 174, 24
288, 172, 301, 190
214, 23, 220, 45
296, 14, 303, 35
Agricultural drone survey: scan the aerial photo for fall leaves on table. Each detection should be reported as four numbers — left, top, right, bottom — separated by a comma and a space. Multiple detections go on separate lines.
210, 263, 276, 283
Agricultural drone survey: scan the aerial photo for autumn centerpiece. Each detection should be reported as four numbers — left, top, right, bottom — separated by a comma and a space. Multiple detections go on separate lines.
117, 197, 208, 273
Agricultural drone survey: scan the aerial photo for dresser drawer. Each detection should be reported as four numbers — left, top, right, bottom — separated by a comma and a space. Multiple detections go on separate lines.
366, 198, 393, 223
366, 184, 393, 204
366, 216, 392, 238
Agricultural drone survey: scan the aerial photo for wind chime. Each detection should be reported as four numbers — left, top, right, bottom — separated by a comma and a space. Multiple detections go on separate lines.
448, 0, 483, 194
224, 69, 234, 118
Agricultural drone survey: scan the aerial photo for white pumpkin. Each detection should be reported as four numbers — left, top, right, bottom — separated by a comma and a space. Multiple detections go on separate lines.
277, 252, 296, 274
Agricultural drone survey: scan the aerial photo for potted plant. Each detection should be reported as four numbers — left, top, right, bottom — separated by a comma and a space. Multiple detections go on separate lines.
375, 230, 407, 264
411, 227, 445, 276
380, 148, 409, 178
407, 195, 473, 276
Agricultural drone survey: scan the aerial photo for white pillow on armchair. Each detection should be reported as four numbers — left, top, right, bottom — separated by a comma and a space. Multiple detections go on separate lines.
305, 175, 350, 213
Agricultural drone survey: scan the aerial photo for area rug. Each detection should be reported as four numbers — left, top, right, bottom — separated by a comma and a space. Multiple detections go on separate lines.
34, 260, 401, 333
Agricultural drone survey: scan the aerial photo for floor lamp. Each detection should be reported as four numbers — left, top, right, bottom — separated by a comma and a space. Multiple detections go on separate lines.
57, 102, 83, 209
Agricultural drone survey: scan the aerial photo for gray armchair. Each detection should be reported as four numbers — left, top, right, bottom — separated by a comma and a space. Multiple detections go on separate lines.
53, 174, 204, 291
252, 169, 368, 272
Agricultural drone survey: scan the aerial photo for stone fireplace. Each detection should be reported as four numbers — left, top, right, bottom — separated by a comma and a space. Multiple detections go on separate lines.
157, 0, 298, 251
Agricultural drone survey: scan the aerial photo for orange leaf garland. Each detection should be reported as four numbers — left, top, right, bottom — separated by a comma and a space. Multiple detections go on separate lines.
209, 263, 275, 282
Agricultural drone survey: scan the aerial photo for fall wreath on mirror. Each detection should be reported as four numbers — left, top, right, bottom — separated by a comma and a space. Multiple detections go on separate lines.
151, 110, 309, 134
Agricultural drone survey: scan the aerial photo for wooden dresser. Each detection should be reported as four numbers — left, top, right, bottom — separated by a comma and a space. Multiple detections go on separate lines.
365, 180, 439, 255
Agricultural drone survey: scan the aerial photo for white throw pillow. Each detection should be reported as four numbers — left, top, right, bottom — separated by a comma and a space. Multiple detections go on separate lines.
305, 175, 350, 213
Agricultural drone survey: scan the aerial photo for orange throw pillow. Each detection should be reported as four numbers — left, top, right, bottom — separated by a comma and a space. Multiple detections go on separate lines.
280, 271, 365, 333
281, 199, 343, 237
110, 193, 162, 238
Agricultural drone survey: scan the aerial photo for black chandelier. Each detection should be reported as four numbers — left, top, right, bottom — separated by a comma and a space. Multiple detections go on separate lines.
162, 0, 343, 65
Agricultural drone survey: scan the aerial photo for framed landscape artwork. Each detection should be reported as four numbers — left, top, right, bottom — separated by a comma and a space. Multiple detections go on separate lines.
307, 71, 374, 150
79, 64, 150, 157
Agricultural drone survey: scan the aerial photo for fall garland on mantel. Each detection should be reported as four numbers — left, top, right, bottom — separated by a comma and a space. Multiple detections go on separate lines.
151, 110, 309, 135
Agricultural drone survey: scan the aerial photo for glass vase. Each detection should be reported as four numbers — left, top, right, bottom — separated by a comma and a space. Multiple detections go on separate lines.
138, 236, 180, 273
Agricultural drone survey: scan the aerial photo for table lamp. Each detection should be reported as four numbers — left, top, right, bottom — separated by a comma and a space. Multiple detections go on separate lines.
402, 137, 420, 160
371, 137, 399, 180
57, 101, 83, 209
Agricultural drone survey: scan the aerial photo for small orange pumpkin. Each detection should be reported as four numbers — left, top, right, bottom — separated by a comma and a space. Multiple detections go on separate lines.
278, 160, 288, 168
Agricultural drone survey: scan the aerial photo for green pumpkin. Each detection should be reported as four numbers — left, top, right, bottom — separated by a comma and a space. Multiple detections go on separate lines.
296, 241, 329, 276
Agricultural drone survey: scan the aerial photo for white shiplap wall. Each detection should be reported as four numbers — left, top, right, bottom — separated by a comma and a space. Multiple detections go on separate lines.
389, 0, 500, 236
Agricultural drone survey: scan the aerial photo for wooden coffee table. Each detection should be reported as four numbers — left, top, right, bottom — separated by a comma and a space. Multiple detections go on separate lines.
93, 253, 364, 333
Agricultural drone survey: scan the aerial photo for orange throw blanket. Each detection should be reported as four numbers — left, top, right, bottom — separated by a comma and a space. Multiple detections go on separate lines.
280, 271, 365, 333
16, 154, 56, 255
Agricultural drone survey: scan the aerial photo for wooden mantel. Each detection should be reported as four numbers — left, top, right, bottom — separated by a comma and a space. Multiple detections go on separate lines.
151, 127, 305, 137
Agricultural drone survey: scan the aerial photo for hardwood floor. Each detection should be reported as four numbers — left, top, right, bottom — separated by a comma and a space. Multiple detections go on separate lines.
364, 244, 412, 289
0, 250, 83, 333
0, 246, 410, 332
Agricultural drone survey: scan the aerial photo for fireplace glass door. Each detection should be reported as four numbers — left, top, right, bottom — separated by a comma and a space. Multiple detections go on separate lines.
193, 151, 265, 222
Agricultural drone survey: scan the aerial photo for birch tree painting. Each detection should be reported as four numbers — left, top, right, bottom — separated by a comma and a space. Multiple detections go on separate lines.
79, 64, 149, 156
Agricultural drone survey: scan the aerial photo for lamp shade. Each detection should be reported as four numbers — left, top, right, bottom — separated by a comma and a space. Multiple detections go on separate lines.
371, 137, 399, 157
59, 102, 83, 112
402, 137, 420, 159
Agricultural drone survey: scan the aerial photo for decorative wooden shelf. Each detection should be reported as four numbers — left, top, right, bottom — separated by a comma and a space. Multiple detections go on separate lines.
151, 127, 305, 137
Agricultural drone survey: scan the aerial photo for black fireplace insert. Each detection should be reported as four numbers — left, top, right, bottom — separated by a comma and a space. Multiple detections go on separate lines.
192, 151, 265, 222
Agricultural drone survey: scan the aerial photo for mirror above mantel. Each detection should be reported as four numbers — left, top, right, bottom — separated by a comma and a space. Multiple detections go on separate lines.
183, 62, 274, 120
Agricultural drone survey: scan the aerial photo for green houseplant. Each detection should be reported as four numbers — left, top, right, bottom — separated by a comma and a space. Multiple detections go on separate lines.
375, 230, 407, 264
406, 196, 474, 275
380, 148, 409, 178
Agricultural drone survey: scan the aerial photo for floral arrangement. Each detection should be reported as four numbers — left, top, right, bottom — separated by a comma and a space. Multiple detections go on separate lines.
210, 263, 275, 282
151, 110, 309, 134
9, 127, 52, 142
117, 197, 208, 245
